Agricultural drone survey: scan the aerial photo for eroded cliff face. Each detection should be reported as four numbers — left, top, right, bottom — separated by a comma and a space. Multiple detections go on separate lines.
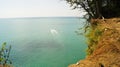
69, 18, 120, 67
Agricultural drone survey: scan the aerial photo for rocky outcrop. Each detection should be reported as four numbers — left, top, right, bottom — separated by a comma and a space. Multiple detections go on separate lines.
69, 18, 120, 67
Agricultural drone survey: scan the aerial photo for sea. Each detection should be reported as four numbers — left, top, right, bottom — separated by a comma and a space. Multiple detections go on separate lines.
0, 17, 87, 67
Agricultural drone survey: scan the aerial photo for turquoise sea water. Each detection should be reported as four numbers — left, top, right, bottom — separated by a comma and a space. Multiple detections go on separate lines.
0, 17, 87, 67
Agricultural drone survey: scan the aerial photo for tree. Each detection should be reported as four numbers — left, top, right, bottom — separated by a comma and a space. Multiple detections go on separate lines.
65, 0, 120, 19
0, 42, 12, 67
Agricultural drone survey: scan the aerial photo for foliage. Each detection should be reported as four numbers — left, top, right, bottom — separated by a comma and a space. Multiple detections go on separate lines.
65, 0, 120, 56
0, 42, 13, 67
65, 0, 120, 19
75, 19, 102, 55
85, 22, 104, 55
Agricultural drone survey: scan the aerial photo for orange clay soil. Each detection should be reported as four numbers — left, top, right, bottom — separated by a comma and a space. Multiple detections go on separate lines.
69, 18, 120, 67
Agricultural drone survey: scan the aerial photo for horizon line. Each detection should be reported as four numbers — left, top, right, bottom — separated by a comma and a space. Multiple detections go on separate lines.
0, 16, 83, 19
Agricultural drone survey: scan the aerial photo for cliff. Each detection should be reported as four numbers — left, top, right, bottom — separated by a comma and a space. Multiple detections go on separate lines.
69, 18, 120, 67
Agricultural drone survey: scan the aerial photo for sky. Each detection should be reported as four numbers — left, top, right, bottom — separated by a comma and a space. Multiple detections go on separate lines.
0, 0, 85, 18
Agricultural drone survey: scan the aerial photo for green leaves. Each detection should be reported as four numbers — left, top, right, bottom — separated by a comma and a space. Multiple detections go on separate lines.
0, 42, 12, 66
65, 0, 120, 19
1, 42, 6, 51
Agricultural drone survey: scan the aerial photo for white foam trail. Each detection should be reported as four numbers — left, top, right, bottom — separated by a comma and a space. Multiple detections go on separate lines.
50, 29, 58, 35
50, 29, 64, 47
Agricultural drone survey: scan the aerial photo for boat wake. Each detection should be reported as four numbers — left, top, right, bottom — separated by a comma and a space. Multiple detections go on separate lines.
50, 29, 58, 35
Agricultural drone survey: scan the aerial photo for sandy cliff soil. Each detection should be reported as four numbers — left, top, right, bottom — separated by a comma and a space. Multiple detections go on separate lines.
69, 18, 120, 67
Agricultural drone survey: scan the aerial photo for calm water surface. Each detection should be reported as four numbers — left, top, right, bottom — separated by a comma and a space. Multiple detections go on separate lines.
0, 17, 87, 67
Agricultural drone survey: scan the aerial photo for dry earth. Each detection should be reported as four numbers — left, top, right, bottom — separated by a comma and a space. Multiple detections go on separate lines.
69, 18, 120, 67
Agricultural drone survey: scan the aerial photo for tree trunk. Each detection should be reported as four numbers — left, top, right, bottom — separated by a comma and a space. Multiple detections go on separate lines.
95, 0, 102, 18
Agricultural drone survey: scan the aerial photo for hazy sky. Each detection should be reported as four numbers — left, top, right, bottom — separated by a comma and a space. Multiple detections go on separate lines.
0, 0, 85, 18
